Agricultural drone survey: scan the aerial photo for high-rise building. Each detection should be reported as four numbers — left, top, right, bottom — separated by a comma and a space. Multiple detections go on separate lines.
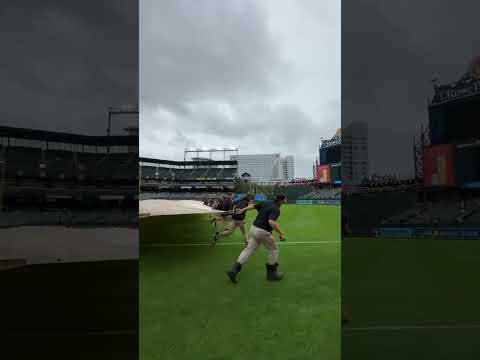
342, 122, 369, 185
230, 154, 295, 182
284, 155, 295, 180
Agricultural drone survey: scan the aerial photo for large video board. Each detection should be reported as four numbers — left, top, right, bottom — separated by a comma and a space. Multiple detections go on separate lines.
319, 144, 341, 165
456, 144, 480, 186
330, 163, 341, 183
423, 144, 456, 186
316, 164, 331, 183
429, 95, 480, 145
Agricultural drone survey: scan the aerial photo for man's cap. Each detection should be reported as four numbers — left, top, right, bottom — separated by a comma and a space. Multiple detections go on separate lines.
275, 194, 286, 202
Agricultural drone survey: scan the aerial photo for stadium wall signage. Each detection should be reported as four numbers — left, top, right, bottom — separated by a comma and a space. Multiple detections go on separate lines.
320, 135, 341, 148
433, 79, 480, 105
376, 227, 480, 239
376, 227, 414, 238
296, 199, 340, 206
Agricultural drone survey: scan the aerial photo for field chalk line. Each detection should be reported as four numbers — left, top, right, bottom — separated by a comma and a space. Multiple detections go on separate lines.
344, 324, 480, 332
141, 241, 340, 247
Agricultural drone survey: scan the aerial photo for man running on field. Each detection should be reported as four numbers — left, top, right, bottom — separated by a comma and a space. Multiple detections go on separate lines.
215, 193, 252, 247
212, 193, 235, 244
227, 194, 287, 283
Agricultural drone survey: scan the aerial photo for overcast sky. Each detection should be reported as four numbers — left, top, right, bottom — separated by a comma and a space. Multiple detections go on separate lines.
1, 0, 137, 136
140, 0, 340, 178
343, 0, 479, 178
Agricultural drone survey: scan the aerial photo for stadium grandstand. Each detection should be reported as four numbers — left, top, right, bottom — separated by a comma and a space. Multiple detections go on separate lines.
254, 132, 345, 206
344, 57, 480, 238
284, 129, 343, 205
140, 147, 238, 200
0, 123, 138, 227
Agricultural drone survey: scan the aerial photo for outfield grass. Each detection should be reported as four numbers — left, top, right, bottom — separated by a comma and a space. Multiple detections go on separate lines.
342, 237, 480, 359
140, 204, 341, 360
2, 260, 138, 359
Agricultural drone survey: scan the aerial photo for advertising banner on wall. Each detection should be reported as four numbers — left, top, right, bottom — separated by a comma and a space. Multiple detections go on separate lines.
423, 144, 456, 186
316, 165, 331, 184
297, 199, 340, 205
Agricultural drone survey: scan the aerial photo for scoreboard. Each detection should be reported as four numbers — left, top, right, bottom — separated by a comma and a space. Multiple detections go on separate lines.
317, 135, 341, 184
319, 144, 341, 165
456, 144, 480, 186
429, 91, 480, 145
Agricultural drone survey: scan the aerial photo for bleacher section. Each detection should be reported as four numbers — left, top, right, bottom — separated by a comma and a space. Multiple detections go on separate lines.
139, 158, 237, 194
383, 198, 480, 226
140, 191, 226, 201
300, 187, 341, 200
141, 166, 236, 182
0, 126, 138, 207
2, 148, 137, 182
269, 185, 315, 202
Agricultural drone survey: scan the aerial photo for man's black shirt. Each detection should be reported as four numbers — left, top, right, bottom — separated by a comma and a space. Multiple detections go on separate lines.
232, 197, 249, 221
253, 201, 280, 232
222, 197, 233, 211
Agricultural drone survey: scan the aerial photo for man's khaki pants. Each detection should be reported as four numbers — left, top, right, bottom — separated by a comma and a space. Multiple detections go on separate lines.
237, 225, 278, 265
220, 220, 247, 242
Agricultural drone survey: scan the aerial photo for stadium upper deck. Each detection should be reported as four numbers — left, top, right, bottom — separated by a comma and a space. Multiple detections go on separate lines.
0, 126, 138, 206
139, 157, 237, 193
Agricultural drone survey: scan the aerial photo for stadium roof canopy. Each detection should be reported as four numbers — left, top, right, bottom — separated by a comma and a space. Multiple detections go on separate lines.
139, 157, 237, 166
0, 126, 137, 146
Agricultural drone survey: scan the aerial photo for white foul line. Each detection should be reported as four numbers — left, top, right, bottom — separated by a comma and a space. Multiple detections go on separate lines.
344, 324, 480, 331
141, 241, 340, 247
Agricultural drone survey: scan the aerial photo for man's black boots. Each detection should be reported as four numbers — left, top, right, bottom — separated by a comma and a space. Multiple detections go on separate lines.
227, 262, 242, 283
266, 263, 284, 281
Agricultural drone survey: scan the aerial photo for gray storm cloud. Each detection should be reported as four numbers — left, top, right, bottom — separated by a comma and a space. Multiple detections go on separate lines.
343, 0, 479, 177
0, 0, 137, 135
140, 0, 340, 177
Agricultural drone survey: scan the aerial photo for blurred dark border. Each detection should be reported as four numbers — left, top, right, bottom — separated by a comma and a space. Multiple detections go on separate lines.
1, 1, 138, 358
342, 1, 480, 359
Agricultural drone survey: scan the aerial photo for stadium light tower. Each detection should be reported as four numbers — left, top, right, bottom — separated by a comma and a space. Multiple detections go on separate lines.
184, 146, 239, 177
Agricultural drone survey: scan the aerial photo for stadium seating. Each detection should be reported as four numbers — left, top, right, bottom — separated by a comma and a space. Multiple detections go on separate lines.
140, 191, 226, 201
5, 147, 42, 178
298, 187, 341, 200
270, 185, 314, 202
382, 197, 480, 226
3, 146, 137, 183
139, 163, 237, 194
141, 166, 156, 179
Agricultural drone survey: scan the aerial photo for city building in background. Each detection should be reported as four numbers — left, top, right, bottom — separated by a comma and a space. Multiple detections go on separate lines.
342, 122, 369, 185
230, 153, 295, 183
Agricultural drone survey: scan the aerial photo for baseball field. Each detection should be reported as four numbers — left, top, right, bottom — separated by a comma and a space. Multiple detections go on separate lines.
140, 204, 341, 360
342, 237, 480, 359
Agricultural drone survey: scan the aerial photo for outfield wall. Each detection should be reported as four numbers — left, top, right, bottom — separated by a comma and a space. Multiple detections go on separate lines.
296, 199, 340, 205
376, 226, 480, 239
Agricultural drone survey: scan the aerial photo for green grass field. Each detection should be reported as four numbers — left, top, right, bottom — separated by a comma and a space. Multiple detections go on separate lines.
2, 260, 138, 359
342, 237, 480, 359
140, 204, 341, 360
